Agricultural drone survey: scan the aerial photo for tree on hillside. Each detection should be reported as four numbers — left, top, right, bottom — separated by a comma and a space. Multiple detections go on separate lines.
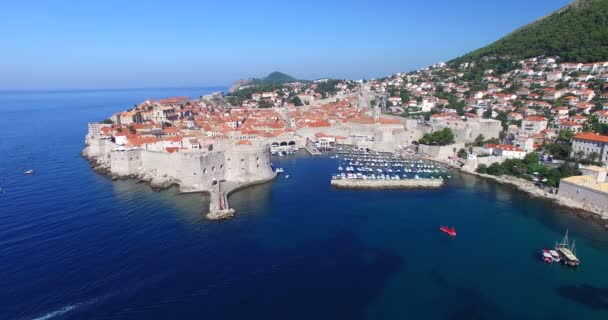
258, 100, 274, 108
524, 152, 540, 165
483, 107, 493, 119
419, 128, 455, 146
400, 90, 411, 103
457, 148, 468, 159
558, 130, 574, 143
589, 151, 600, 163
290, 96, 303, 106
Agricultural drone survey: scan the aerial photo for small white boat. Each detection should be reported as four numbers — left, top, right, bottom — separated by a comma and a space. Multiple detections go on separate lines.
24, 170, 34, 175
285, 175, 290, 179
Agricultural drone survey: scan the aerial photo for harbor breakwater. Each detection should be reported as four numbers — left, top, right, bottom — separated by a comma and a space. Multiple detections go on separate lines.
330, 178, 444, 189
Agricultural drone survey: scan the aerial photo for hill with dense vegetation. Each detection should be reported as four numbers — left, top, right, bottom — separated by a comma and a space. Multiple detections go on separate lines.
228, 72, 299, 93
453, 0, 608, 64
253, 71, 297, 85
226, 72, 304, 105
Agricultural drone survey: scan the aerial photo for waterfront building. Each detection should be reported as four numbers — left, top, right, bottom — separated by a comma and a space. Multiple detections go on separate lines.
490, 144, 527, 160
558, 166, 608, 212
571, 133, 608, 163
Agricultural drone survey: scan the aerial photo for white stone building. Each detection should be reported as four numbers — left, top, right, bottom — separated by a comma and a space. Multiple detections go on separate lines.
521, 116, 548, 135
571, 133, 608, 163
492, 144, 526, 160
558, 166, 608, 212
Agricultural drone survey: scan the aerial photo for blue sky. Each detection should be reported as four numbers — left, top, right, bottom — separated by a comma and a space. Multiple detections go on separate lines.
0, 0, 572, 90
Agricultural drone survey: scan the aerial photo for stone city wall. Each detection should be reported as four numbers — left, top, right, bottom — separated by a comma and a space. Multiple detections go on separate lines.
558, 181, 608, 212
419, 143, 465, 160
461, 156, 507, 173
84, 136, 275, 193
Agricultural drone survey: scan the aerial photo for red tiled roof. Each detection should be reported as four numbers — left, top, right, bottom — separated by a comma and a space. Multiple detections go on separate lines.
379, 117, 401, 124
524, 116, 547, 122
236, 140, 252, 145
308, 120, 331, 127
574, 133, 608, 143
431, 113, 456, 118
495, 144, 524, 152
348, 117, 375, 124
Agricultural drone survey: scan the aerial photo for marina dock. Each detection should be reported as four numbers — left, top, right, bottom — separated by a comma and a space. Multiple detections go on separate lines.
331, 178, 443, 189
330, 147, 450, 189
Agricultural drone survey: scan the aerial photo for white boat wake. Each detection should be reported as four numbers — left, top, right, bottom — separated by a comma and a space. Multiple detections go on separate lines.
26, 272, 170, 320
30, 303, 80, 320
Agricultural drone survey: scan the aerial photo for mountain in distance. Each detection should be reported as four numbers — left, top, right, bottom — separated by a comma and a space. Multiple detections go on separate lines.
453, 0, 608, 64
228, 71, 299, 93
255, 71, 297, 84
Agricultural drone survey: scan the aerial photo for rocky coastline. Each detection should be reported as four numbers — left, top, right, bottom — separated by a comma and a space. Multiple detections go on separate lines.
460, 167, 608, 229
206, 209, 236, 221
419, 156, 608, 229
83, 146, 279, 221
82, 147, 180, 191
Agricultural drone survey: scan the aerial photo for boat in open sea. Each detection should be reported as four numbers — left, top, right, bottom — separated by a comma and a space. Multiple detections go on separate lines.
541, 249, 560, 263
555, 230, 580, 267
440, 226, 456, 237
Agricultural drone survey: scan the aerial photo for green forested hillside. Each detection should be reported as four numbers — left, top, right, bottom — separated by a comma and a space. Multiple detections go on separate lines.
254, 72, 297, 85
454, 0, 608, 63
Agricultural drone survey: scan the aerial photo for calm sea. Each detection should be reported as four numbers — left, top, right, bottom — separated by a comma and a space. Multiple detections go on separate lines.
1, 88, 608, 319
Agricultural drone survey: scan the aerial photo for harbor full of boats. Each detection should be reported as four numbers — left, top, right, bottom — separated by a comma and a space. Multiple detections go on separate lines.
330, 148, 451, 189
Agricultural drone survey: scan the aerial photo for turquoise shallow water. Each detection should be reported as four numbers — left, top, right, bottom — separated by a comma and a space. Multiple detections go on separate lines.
1, 88, 608, 319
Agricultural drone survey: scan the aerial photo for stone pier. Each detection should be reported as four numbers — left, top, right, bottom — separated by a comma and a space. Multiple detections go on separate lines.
331, 178, 444, 189
205, 174, 278, 221
205, 182, 235, 221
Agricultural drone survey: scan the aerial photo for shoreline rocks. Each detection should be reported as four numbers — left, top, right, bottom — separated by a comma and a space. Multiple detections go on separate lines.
415, 156, 608, 230
82, 150, 179, 192
461, 168, 608, 230
205, 209, 236, 221
82, 148, 277, 220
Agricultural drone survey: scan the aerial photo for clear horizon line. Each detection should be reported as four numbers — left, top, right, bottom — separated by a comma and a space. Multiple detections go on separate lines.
0, 85, 231, 94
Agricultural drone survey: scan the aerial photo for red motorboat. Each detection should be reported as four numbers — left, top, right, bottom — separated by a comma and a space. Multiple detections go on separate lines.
440, 226, 456, 237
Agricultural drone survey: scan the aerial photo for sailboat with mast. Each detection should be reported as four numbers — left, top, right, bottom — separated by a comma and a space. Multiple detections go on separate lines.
555, 229, 580, 267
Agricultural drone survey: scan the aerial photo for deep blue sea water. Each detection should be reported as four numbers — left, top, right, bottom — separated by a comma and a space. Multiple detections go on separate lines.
1, 88, 608, 319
